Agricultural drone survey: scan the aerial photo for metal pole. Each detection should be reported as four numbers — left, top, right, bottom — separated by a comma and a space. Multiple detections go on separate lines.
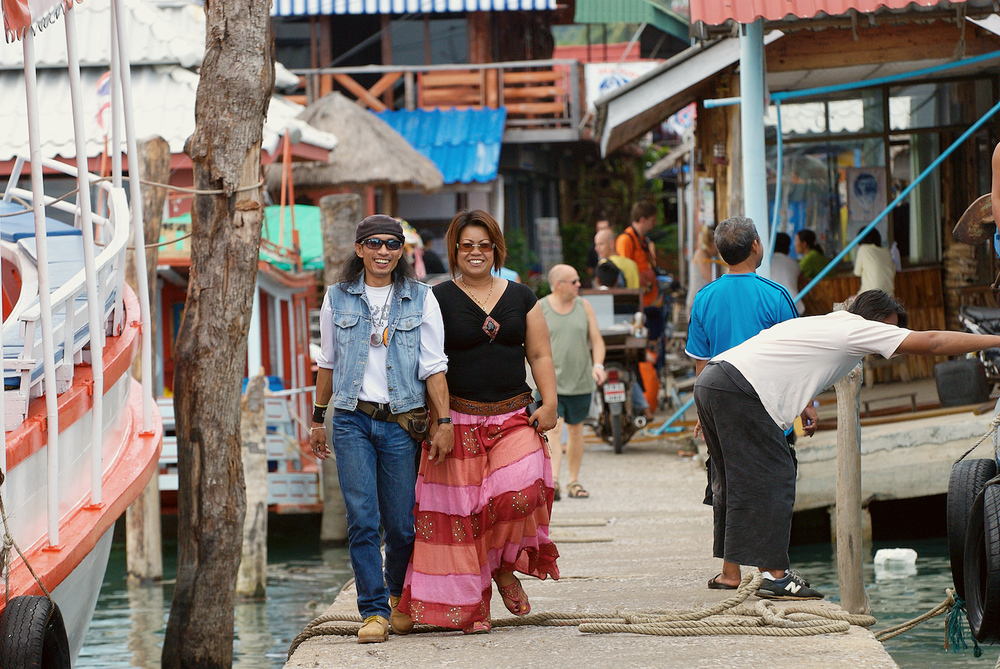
24, 32, 61, 546
740, 19, 770, 278
66, 6, 105, 506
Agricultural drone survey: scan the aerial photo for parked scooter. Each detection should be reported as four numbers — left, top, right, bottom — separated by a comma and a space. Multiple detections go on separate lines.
958, 305, 1000, 388
593, 364, 646, 453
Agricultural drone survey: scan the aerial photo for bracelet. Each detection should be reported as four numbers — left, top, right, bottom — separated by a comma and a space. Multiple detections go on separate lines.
436, 417, 453, 425
310, 426, 325, 433
312, 405, 327, 423
593, 364, 605, 370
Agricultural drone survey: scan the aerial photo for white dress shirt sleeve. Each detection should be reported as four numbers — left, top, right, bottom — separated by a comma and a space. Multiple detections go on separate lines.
417, 288, 448, 380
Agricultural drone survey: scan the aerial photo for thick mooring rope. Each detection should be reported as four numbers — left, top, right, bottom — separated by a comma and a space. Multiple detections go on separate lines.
286, 571, 876, 661
873, 589, 956, 642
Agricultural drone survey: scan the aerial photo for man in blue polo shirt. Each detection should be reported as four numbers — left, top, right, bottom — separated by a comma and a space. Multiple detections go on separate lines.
685, 216, 819, 596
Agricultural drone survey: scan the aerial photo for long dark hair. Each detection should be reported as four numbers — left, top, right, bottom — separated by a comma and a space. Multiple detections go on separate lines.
796, 229, 823, 254
337, 251, 416, 289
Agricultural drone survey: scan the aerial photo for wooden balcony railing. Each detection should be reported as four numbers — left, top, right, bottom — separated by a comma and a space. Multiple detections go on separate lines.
290, 59, 584, 142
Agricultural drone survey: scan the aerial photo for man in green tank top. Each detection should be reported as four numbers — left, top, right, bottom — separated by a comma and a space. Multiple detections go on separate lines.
541, 264, 607, 500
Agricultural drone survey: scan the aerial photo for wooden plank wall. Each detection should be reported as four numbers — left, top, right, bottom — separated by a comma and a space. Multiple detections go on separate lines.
799, 266, 946, 382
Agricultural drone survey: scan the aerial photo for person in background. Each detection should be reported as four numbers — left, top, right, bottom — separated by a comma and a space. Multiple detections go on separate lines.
420, 231, 447, 275
853, 228, 895, 296
594, 227, 639, 289
685, 226, 718, 316
794, 229, 829, 281
586, 219, 612, 283
310, 215, 452, 644
685, 217, 802, 594
399, 209, 560, 634
698, 290, 1000, 599
541, 264, 607, 501
770, 232, 804, 315
616, 201, 663, 341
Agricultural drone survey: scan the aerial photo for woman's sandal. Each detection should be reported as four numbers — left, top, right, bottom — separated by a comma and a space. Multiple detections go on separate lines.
495, 575, 530, 616
462, 620, 491, 634
566, 481, 589, 498
553, 479, 561, 501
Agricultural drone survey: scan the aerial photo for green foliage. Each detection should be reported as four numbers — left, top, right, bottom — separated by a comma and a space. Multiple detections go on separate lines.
503, 226, 544, 293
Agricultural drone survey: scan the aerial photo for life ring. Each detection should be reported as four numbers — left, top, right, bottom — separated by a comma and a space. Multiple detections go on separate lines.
948, 458, 998, 599
964, 479, 1000, 642
0, 595, 71, 669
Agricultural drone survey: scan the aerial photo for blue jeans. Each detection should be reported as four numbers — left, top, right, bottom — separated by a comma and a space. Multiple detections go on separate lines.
331, 409, 418, 619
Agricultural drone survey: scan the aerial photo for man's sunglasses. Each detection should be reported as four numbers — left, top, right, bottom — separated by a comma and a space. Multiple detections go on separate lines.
456, 241, 495, 252
362, 238, 403, 251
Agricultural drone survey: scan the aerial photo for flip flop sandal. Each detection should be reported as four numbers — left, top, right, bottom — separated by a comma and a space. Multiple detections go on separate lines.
708, 573, 738, 590
495, 576, 530, 616
567, 481, 589, 498
553, 480, 561, 501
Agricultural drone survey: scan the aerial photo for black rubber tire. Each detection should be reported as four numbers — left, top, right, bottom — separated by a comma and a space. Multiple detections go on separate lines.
0, 595, 71, 669
949, 458, 998, 599
965, 480, 1000, 642
612, 415, 624, 454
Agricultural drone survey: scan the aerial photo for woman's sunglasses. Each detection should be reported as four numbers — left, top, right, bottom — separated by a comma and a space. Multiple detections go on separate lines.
362, 238, 403, 251
457, 241, 495, 252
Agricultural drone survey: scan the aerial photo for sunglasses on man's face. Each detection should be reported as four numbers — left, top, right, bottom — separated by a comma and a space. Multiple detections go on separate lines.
362, 238, 403, 251
457, 241, 494, 253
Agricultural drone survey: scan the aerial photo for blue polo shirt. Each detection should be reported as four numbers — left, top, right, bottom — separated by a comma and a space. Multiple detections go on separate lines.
685, 273, 798, 361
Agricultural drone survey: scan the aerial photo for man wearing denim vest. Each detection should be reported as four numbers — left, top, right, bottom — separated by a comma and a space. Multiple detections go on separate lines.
309, 215, 452, 643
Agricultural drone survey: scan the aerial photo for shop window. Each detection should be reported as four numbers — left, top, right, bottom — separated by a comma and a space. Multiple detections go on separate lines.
390, 17, 467, 65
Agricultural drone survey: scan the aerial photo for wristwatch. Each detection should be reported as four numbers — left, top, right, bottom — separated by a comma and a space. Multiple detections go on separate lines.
436, 417, 453, 425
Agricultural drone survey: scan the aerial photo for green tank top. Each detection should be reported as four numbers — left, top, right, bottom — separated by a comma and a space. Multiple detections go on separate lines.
540, 297, 596, 396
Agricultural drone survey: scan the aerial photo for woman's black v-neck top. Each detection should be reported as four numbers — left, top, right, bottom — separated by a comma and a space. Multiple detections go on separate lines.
433, 280, 538, 403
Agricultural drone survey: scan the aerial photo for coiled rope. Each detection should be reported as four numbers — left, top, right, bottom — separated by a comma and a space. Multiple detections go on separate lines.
286, 571, 876, 661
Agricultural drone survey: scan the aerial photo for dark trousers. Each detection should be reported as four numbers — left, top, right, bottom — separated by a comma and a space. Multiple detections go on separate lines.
694, 362, 795, 570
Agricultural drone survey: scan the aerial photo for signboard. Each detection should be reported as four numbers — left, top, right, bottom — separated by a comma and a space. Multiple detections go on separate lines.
585, 61, 661, 110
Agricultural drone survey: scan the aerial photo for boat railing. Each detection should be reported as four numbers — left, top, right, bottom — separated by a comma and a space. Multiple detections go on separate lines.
2, 160, 129, 428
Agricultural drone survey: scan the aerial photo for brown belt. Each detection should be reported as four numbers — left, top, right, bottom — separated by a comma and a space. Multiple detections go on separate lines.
449, 392, 532, 416
356, 400, 396, 422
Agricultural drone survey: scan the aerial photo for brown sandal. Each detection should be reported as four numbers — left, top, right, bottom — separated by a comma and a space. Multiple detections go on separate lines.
495, 575, 530, 616
567, 481, 589, 498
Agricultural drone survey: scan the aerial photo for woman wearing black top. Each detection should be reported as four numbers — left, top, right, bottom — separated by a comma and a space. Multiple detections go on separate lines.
397, 210, 560, 634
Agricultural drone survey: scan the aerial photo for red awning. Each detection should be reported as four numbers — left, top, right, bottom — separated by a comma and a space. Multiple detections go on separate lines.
690, 0, 970, 27
3, 0, 71, 41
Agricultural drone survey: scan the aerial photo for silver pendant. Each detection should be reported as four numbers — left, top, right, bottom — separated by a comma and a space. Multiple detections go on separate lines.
370, 332, 383, 347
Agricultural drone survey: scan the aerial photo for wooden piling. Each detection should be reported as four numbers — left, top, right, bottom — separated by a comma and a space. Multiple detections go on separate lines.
834, 362, 870, 615
317, 193, 359, 545
237, 374, 267, 598
125, 136, 170, 584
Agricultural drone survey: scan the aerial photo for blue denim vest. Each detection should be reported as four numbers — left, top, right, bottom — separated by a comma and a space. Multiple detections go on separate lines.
326, 274, 429, 414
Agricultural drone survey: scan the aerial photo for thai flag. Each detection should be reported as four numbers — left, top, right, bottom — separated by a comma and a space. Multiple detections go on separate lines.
95, 70, 111, 133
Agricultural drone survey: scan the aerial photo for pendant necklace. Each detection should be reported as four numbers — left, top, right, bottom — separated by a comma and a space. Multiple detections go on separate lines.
369, 285, 393, 347
459, 275, 500, 342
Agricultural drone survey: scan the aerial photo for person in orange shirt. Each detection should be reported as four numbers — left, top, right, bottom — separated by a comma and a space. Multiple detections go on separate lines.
616, 200, 662, 416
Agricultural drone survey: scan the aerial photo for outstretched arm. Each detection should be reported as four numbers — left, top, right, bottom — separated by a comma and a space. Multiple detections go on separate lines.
895, 331, 1000, 357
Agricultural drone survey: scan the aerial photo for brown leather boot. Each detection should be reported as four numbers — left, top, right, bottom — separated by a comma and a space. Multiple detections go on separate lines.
389, 595, 413, 634
357, 615, 389, 643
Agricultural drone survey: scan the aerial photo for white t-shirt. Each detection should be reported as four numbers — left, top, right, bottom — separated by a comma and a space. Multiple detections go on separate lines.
854, 244, 896, 295
714, 311, 910, 430
316, 283, 448, 404
769, 252, 804, 315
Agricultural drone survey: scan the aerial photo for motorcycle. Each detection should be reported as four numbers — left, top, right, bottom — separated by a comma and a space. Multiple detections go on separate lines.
592, 340, 648, 453
958, 304, 1000, 387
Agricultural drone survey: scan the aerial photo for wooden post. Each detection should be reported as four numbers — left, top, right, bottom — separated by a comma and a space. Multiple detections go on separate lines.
237, 374, 267, 597
317, 193, 360, 545
125, 135, 169, 585
834, 362, 871, 615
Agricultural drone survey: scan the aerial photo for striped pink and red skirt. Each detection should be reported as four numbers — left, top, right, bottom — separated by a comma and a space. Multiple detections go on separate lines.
397, 403, 560, 629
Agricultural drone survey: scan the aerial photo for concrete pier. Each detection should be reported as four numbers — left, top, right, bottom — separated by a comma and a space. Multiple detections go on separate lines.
284, 433, 897, 668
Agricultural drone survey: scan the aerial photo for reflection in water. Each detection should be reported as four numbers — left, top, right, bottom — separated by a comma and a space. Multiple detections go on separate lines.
77, 520, 352, 669
791, 538, 990, 669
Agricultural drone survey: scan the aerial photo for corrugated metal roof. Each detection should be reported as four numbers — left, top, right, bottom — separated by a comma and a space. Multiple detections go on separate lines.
271, 0, 556, 17
575, 0, 689, 41
0, 65, 336, 161
0, 0, 204, 70
376, 108, 506, 184
690, 0, 993, 30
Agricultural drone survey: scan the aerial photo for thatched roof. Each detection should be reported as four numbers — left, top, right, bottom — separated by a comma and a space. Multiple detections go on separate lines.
265, 92, 443, 193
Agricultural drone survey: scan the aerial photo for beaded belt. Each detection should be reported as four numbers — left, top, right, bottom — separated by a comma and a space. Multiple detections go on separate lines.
449, 392, 532, 416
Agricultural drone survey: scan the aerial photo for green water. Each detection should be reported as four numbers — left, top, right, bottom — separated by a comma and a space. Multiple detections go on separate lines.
76, 518, 352, 669
791, 539, 994, 668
